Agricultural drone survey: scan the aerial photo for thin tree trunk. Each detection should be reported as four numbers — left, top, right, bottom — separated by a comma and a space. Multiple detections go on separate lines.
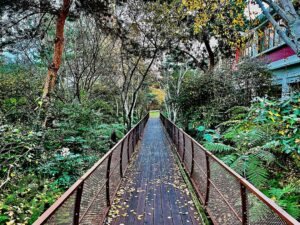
42, 0, 71, 100
203, 37, 215, 70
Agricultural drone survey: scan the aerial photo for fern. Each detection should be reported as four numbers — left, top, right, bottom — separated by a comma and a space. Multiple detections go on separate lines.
230, 113, 248, 120
204, 142, 236, 153
253, 149, 275, 165
267, 185, 300, 219
261, 140, 281, 150
217, 120, 242, 127
221, 154, 238, 165
223, 128, 239, 140
235, 128, 270, 147
246, 155, 269, 187
248, 195, 271, 223
229, 154, 269, 187
225, 106, 249, 115
230, 155, 248, 176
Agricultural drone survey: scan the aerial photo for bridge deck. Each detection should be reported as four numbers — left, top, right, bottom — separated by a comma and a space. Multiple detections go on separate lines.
105, 118, 203, 225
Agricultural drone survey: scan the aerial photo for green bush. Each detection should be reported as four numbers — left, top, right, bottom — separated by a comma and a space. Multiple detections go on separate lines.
39, 152, 97, 188
194, 94, 300, 218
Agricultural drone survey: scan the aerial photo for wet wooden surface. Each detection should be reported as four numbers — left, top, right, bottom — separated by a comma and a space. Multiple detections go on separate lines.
105, 118, 203, 225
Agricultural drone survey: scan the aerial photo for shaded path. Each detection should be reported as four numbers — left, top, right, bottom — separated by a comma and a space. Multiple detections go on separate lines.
106, 118, 203, 225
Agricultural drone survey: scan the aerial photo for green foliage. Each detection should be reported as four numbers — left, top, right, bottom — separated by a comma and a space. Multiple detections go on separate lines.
190, 94, 300, 219
39, 152, 97, 188
0, 175, 63, 225
0, 78, 126, 224
204, 142, 236, 153
44, 102, 125, 153
267, 184, 300, 218
175, 58, 272, 130
0, 65, 42, 123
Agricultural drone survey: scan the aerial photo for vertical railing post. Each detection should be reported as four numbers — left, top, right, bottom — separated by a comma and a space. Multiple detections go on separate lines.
241, 183, 248, 225
73, 182, 84, 225
190, 140, 194, 177
127, 133, 131, 162
182, 133, 186, 163
120, 140, 125, 178
132, 129, 135, 151
106, 153, 112, 207
132, 129, 135, 149
204, 152, 210, 207
172, 125, 175, 141
177, 129, 180, 149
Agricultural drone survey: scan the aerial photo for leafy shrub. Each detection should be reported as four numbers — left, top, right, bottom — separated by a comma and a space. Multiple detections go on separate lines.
0, 175, 63, 225
39, 151, 97, 188
267, 184, 300, 218
44, 102, 125, 153
194, 94, 300, 219
175, 58, 272, 129
0, 64, 42, 123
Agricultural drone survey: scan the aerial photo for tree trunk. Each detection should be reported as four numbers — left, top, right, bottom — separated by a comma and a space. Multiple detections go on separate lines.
42, 0, 71, 100
203, 35, 215, 70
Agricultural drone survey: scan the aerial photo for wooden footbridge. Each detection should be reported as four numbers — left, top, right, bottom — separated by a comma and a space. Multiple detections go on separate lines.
33, 113, 299, 225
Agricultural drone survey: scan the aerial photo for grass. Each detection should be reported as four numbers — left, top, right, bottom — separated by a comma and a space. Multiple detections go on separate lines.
150, 110, 160, 118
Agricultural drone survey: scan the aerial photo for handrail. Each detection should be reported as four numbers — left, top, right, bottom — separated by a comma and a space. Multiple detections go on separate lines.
160, 113, 299, 225
33, 113, 149, 225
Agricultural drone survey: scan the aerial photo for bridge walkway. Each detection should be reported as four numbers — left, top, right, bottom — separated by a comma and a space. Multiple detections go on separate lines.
106, 118, 203, 225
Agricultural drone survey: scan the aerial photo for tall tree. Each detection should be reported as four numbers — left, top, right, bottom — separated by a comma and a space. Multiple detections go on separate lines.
254, 0, 300, 56
1, 0, 113, 102
181, 0, 248, 69
42, 0, 71, 100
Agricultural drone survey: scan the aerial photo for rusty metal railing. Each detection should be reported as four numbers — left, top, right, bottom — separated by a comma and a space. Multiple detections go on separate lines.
160, 113, 299, 225
33, 113, 149, 225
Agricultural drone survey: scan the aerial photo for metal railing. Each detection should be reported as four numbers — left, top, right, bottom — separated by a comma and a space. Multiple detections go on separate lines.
33, 113, 149, 225
160, 113, 299, 225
